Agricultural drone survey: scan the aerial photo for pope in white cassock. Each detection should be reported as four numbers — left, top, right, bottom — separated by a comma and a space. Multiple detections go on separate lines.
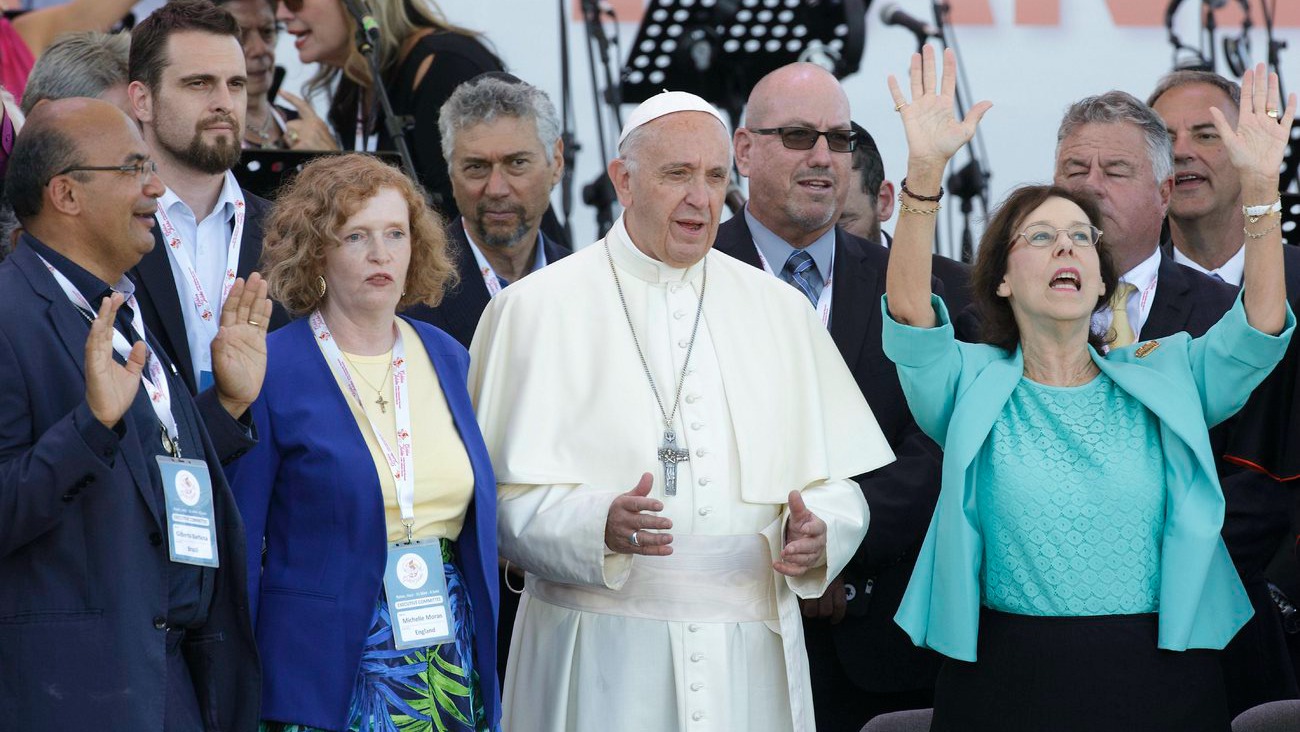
468, 91, 895, 732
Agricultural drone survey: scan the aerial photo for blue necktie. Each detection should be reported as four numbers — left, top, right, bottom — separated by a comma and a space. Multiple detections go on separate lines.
782, 250, 822, 306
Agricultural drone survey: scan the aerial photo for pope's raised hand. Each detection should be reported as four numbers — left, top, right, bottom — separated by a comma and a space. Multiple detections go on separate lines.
774, 490, 827, 577
1210, 62, 1297, 189
604, 472, 674, 556
85, 293, 148, 429
886, 45, 992, 167
210, 272, 272, 419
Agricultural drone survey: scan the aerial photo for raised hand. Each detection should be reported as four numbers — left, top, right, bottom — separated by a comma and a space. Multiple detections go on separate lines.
278, 90, 340, 151
774, 490, 827, 577
604, 472, 674, 556
887, 45, 992, 167
210, 272, 272, 419
85, 293, 148, 429
1210, 62, 1297, 189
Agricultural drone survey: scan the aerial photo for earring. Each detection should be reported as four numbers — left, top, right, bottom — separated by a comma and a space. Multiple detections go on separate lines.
316, 275, 327, 298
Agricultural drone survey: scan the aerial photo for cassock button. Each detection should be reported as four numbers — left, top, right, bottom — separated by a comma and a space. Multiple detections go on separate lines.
690, 682, 704, 692
685, 394, 700, 403
678, 339, 689, 348
688, 623, 700, 632
692, 711, 705, 721
153, 616, 167, 630
696, 448, 708, 457
690, 652, 704, 662
670, 283, 682, 293
698, 477, 711, 486
674, 310, 686, 319
698, 506, 713, 516
690, 422, 703, 430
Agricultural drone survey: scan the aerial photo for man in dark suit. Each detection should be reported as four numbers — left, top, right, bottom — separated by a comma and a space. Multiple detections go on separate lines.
1056, 89, 1297, 716
0, 97, 267, 730
1148, 72, 1300, 713
404, 73, 570, 349
127, 0, 287, 395
715, 62, 957, 730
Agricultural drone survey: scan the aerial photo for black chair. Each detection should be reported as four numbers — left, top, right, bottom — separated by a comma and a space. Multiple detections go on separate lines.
1232, 699, 1300, 731
860, 709, 933, 732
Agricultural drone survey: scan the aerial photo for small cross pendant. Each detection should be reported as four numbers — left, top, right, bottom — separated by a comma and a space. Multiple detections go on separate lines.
657, 429, 689, 496
375, 393, 389, 413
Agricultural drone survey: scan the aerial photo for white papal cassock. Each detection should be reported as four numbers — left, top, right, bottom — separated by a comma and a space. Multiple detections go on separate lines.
468, 216, 894, 732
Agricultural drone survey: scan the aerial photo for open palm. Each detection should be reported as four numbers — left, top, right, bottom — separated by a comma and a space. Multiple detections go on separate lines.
1211, 62, 1297, 185
887, 45, 992, 166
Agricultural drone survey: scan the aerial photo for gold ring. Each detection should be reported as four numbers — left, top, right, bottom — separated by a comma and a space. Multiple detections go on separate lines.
247, 319, 262, 327
288, 131, 301, 143
1267, 108, 1282, 119
894, 102, 907, 112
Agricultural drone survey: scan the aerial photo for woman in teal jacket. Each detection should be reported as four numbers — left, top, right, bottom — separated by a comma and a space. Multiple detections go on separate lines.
881, 48, 1295, 731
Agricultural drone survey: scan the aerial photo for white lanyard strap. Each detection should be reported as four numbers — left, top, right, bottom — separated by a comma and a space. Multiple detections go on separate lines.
38, 255, 179, 448
309, 312, 415, 530
462, 223, 505, 298
755, 245, 834, 329
354, 102, 378, 153
155, 193, 246, 343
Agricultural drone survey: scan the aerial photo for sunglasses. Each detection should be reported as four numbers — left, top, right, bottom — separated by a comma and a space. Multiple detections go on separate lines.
748, 126, 858, 153
282, 0, 303, 11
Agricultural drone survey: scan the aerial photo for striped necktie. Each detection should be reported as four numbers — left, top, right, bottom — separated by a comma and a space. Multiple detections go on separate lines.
782, 250, 822, 306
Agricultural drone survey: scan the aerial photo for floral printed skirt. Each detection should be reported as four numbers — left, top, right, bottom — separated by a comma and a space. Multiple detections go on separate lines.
262, 540, 493, 732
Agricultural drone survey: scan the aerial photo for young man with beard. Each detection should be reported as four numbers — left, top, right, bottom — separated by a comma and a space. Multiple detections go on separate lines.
128, 0, 286, 396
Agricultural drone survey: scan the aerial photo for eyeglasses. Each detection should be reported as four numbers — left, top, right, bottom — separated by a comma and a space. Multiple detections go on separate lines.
1018, 224, 1103, 248
50, 160, 159, 185
282, 0, 303, 12
748, 127, 858, 153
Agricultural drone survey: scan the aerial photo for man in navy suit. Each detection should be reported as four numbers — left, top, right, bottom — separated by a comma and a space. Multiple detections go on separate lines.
1056, 89, 1297, 717
127, 0, 287, 395
404, 73, 570, 349
714, 62, 962, 730
0, 97, 266, 730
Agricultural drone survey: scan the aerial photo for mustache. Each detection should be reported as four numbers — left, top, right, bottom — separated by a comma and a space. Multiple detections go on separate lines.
199, 114, 240, 131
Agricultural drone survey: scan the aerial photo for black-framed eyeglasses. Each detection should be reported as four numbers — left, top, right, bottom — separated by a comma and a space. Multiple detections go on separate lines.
748, 126, 858, 153
1017, 224, 1103, 248
49, 160, 158, 185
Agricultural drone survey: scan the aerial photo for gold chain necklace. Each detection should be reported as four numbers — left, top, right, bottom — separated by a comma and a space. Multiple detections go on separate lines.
342, 352, 394, 413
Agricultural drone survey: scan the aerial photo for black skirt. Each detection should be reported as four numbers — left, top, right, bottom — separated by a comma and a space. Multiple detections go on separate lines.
930, 609, 1230, 732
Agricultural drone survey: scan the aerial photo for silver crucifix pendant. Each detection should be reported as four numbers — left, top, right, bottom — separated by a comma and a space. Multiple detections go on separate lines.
657, 429, 690, 496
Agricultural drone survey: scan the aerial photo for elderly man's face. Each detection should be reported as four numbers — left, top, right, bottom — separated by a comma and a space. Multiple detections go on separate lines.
448, 115, 562, 250
611, 111, 730, 268
1152, 83, 1241, 226
1054, 121, 1171, 271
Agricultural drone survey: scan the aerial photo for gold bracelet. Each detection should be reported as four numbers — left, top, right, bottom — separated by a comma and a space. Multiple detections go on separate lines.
1244, 216, 1282, 240
899, 201, 941, 216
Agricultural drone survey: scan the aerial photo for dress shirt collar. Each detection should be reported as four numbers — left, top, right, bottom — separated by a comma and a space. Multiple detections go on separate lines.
1119, 245, 1162, 293
744, 204, 835, 278
1172, 244, 1245, 287
159, 169, 241, 226
610, 215, 705, 284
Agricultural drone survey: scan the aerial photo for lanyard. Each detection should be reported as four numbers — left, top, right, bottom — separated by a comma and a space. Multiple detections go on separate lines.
155, 191, 247, 365
462, 223, 505, 298
755, 244, 834, 329
1121, 273, 1160, 340
38, 255, 180, 454
309, 311, 416, 539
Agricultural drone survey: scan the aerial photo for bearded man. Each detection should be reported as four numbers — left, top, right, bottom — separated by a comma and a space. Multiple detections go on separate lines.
128, 0, 287, 395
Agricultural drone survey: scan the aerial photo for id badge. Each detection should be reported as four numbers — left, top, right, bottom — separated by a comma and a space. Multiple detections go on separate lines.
383, 540, 453, 650
157, 456, 220, 568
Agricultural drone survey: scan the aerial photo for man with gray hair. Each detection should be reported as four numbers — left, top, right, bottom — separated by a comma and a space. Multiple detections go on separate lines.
21, 31, 132, 116
469, 90, 889, 731
405, 72, 570, 348
1053, 90, 1236, 345
1149, 70, 1300, 716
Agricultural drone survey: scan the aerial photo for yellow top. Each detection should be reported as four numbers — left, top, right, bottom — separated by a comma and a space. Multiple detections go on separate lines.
325, 319, 474, 542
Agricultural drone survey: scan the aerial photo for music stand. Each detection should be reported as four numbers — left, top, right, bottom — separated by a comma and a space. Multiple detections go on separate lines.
620, 0, 867, 126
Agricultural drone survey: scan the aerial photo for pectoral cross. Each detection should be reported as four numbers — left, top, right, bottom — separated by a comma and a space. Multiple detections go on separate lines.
657, 429, 689, 496
375, 393, 389, 413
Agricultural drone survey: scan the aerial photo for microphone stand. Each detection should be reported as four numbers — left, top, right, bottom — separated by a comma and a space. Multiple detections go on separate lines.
1262, 0, 1288, 101
352, 19, 419, 193
931, 0, 990, 263
558, 0, 579, 247
580, 0, 622, 239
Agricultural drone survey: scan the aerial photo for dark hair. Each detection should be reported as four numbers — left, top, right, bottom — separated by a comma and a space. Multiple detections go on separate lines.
849, 121, 884, 196
129, 0, 241, 93
970, 185, 1119, 353
5, 117, 83, 223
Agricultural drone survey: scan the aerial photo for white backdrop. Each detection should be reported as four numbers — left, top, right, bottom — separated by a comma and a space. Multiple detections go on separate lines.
275, 0, 1300, 258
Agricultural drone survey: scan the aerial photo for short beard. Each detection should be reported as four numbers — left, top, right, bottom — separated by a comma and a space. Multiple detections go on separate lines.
473, 204, 530, 249
180, 135, 242, 175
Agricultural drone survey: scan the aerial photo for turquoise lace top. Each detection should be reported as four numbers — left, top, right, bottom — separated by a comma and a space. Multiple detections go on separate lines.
977, 372, 1166, 616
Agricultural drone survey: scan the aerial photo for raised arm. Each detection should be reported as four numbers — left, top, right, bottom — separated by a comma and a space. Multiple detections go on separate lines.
1212, 62, 1296, 335
11, 0, 137, 59
884, 46, 990, 328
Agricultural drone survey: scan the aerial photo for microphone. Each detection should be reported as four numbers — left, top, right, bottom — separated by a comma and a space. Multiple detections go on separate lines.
341, 0, 380, 45
878, 4, 940, 41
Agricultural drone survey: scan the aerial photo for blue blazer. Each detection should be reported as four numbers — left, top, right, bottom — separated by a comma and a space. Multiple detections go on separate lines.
0, 242, 260, 730
881, 293, 1294, 663
227, 316, 500, 730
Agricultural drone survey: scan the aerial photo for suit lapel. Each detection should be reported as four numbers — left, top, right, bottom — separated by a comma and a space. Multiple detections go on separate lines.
1142, 256, 1192, 340
134, 225, 196, 392
235, 190, 265, 279
713, 216, 765, 270
829, 231, 877, 370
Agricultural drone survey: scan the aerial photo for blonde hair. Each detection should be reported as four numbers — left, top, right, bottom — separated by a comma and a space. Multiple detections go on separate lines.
261, 153, 457, 315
